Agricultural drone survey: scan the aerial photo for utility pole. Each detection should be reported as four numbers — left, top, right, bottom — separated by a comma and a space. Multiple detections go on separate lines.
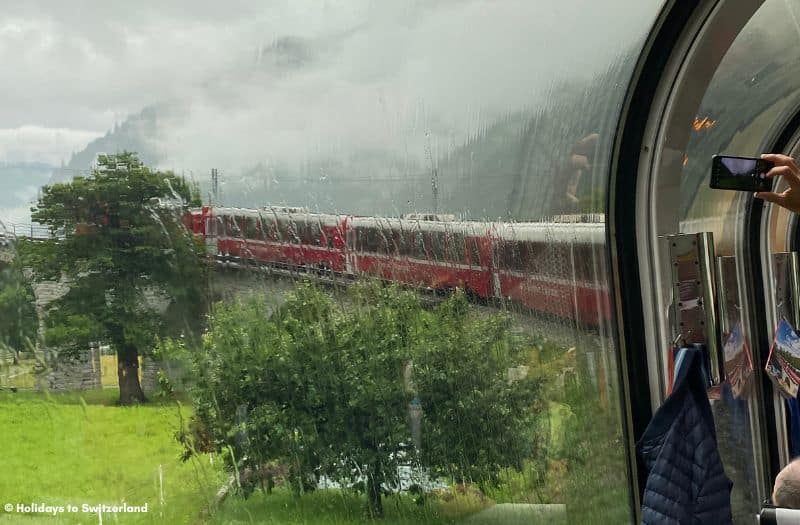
424, 131, 439, 213
211, 168, 219, 203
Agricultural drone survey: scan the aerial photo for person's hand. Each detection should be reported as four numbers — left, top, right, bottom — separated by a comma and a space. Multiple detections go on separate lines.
754, 154, 800, 213
569, 154, 590, 170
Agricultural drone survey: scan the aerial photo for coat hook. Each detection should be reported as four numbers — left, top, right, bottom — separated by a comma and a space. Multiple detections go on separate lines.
673, 328, 693, 348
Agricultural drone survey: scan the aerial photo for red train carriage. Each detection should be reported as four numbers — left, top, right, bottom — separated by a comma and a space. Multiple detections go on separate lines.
189, 205, 610, 327
492, 221, 611, 326
347, 216, 493, 299
205, 206, 348, 273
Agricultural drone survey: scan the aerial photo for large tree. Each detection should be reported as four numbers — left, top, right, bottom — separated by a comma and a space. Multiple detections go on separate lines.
20, 152, 206, 404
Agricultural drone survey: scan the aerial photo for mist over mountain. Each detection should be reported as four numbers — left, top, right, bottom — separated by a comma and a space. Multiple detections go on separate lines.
50, 1, 651, 221
0, 161, 55, 226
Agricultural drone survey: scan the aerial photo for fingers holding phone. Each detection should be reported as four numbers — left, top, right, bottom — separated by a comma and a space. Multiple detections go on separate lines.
754, 154, 800, 213
761, 154, 800, 185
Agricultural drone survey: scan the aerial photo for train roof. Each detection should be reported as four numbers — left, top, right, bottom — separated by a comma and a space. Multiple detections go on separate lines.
212, 206, 345, 225
349, 216, 492, 235
210, 206, 604, 243
493, 221, 604, 244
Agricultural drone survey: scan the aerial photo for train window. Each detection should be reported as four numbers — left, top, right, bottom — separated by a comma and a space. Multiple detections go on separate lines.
547, 243, 573, 279
287, 222, 301, 244
245, 217, 257, 239
265, 220, 279, 241
390, 229, 406, 256
294, 222, 308, 244
227, 216, 241, 237
410, 231, 427, 259
308, 222, 323, 246
274, 219, 288, 242
357, 227, 387, 254
255, 217, 267, 241
427, 232, 445, 261
445, 233, 465, 264
469, 238, 481, 266
500, 240, 537, 273
574, 244, 595, 282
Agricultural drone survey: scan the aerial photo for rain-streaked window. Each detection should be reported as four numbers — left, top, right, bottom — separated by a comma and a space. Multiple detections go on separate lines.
0, 2, 664, 524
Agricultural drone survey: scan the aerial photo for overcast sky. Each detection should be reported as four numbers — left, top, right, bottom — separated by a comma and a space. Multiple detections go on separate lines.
0, 0, 660, 168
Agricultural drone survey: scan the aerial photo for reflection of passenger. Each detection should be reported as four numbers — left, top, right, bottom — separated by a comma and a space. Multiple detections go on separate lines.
553, 133, 599, 214
754, 154, 800, 212
773, 459, 800, 508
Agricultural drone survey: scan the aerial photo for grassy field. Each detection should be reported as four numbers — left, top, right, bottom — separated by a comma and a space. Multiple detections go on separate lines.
0, 389, 556, 525
210, 489, 490, 525
0, 389, 225, 524
0, 367, 630, 524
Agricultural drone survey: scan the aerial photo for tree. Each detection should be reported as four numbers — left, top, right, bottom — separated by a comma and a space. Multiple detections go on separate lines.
20, 152, 206, 404
178, 281, 540, 518
411, 293, 541, 489
0, 260, 39, 360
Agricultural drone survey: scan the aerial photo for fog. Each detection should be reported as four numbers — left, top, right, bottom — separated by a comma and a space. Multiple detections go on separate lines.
154, 1, 656, 177
0, 1, 659, 177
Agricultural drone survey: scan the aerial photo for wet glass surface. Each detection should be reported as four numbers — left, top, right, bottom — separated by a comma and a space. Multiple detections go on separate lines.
0, 2, 665, 523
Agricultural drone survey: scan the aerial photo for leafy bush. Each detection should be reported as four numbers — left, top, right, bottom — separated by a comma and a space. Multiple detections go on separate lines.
174, 281, 541, 518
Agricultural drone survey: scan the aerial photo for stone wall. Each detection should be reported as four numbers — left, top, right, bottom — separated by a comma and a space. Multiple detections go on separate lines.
141, 356, 160, 394
141, 356, 188, 395
38, 344, 102, 391
21, 266, 298, 392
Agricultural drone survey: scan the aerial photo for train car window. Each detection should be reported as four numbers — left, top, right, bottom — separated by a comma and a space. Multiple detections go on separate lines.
255, 217, 267, 241
295, 222, 308, 244
545, 243, 571, 279
570, 244, 589, 281
427, 232, 445, 261
468, 238, 481, 266
227, 216, 241, 237
245, 217, 257, 239
445, 233, 465, 264
390, 229, 406, 256
274, 219, 287, 242
308, 222, 323, 246
410, 231, 426, 259
357, 227, 384, 254
288, 222, 301, 244
498, 241, 516, 271
266, 220, 279, 241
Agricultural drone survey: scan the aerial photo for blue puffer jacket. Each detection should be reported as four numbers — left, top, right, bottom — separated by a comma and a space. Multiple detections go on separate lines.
637, 345, 733, 525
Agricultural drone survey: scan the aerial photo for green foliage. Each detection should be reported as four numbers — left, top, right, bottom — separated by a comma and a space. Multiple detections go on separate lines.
412, 293, 541, 488
18, 152, 207, 402
176, 281, 541, 517
0, 261, 38, 353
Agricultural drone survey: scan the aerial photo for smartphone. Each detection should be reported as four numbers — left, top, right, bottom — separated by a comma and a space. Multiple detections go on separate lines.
710, 155, 773, 192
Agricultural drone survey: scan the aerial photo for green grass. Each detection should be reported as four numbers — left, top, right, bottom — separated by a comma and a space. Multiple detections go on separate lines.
210, 489, 488, 525
0, 372, 632, 525
0, 389, 225, 524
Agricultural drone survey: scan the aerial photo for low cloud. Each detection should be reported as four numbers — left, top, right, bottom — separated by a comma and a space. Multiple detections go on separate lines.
0, 125, 101, 165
